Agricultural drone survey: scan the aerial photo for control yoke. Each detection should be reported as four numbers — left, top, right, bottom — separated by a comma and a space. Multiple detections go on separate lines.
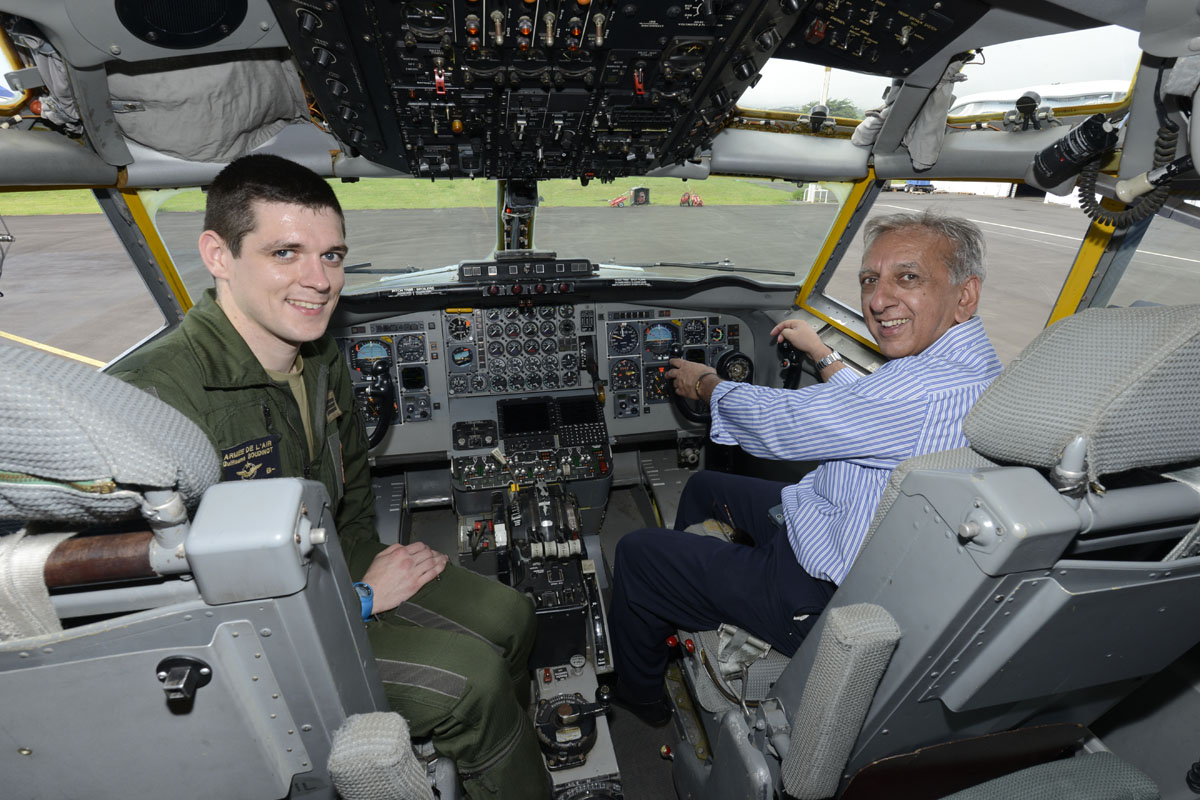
365, 359, 397, 449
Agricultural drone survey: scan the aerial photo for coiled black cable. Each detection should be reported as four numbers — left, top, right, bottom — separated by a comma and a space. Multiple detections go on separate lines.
1077, 122, 1178, 227
1078, 64, 1180, 227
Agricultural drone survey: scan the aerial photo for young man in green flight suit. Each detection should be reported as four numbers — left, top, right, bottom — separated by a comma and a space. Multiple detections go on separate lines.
110, 154, 550, 800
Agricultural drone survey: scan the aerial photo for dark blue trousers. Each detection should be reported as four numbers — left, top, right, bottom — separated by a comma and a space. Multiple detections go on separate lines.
609, 470, 837, 703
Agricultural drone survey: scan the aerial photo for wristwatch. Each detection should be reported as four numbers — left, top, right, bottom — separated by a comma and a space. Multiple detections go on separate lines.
814, 350, 843, 371
353, 581, 374, 621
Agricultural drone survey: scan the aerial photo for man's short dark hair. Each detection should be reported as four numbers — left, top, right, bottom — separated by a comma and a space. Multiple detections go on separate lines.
863, 210, 987, 285
204, 154, 344, 257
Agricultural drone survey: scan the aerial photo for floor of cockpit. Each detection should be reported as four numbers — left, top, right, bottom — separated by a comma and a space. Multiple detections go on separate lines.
410, 486, 679, 800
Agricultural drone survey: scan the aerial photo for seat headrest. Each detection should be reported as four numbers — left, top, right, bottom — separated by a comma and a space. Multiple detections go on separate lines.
0, 343, 219, 523
964, 304, 1200, 483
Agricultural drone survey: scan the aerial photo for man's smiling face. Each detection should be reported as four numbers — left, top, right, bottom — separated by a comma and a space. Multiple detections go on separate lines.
858, 227, 981, 360
203, 199, 347, 369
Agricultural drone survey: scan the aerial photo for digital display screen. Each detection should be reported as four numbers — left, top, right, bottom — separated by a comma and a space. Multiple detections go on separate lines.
499, 398, 553, 436
557, 397, 599, 426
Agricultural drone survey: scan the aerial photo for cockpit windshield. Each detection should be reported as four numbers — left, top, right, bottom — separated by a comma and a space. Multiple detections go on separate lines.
143, 177, 854, 299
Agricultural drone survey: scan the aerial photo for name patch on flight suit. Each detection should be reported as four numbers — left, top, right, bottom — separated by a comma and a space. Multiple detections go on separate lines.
221, 435, 282, 482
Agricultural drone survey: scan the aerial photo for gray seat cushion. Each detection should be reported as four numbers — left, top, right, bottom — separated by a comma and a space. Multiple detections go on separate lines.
964, 304, 1200, 484
0, 343, 219, 523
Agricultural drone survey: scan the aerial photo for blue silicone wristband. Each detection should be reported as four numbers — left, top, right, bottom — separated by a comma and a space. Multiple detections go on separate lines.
354, 582, 373, 621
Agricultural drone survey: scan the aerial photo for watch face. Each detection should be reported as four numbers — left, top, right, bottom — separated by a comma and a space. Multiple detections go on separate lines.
354, 582, 372, 599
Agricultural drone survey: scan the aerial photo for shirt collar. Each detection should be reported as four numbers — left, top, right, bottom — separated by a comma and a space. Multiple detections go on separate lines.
183, 290, 319, 389
913, 316, 988, 361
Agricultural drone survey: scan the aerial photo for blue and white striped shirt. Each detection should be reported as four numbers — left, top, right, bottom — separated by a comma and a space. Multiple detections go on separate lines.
709, 316, 1001, 584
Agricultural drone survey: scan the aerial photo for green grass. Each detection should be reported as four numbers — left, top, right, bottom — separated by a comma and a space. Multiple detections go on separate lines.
0, 175, 803, 216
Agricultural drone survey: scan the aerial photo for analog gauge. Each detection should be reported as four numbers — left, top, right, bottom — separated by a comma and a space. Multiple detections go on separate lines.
682, 318, 707, 345
559, 305, 574, 318
395, 334, 425, 362
447, 316, 472, 341
664, 38, 709, 72
527, 373, 543, 390
509, 375, 526, 392
506, 340, 523, 356
503, 307, 521, 320
541, 338, 558, 355
490, 375, 508, 393
486, 322, 503, 338
643, 322, 680, 357
539, 305, 557, 319
471, 374, 487, 392
544, 372, 560, 389
491, 356, 507, 371
644, 365, 671, 401
559, 319, 576, 336
563, 371, 579, 387
540, 320, 557, 337
349, 338, 392, 377
486, 308, 502, 321
610, 358, 640, 390
504, 322, 521, 338
524, 339, 540, 356
405, 1, 450, 38
608, 322, 639, 355
561, 353, 578, 370
451, 346, 473, 367
522, 321, 539, 338
487, 341, 504, 357
508, 358, 524, 375
449, 375, 468, 394
711, 326, 725, 343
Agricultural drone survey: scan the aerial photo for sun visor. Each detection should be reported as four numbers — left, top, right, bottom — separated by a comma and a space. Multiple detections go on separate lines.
106, 52, 308, 164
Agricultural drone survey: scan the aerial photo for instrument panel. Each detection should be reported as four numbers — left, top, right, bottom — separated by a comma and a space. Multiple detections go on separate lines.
338, 301, 752, 457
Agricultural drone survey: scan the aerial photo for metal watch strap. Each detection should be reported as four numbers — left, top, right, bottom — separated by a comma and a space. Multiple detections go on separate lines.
814, 350, 843, 371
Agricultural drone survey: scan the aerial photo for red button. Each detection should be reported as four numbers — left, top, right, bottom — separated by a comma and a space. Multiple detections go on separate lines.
684, 638, 695, 654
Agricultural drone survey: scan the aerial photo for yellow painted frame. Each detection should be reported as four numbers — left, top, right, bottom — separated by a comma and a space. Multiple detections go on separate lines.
121, 189, 194, 312
793, 169, 879, 350
1045, 199, 1119, 324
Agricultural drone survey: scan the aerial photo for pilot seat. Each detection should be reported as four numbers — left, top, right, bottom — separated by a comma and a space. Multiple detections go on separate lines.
0, 342, 445, 800
669, 303, 1200, 799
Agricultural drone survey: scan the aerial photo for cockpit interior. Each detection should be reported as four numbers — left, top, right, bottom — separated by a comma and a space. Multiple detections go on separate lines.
3, 1, 1200, 799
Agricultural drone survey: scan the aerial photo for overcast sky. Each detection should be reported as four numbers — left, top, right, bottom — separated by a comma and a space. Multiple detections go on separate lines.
741, 25, 1143, 112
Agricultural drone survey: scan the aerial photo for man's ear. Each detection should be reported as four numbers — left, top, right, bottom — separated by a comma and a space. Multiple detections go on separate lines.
199, 230, 231, 282
954, 275, 981, 322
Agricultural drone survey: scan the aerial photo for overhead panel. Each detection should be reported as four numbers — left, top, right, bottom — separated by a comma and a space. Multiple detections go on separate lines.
267, 0, 804, 180
772, 0, 988, 79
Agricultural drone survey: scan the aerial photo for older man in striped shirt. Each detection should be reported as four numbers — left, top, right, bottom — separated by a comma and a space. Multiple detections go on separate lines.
608, 211, 1002, 726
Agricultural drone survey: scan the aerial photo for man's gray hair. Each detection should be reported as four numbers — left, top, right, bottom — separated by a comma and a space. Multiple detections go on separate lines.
862, 210, 987, 285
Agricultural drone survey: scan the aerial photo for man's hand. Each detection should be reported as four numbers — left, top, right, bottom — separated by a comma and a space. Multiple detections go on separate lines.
769, 319, 830, 362
666, 357, 718, 401
360, 542, 449, 614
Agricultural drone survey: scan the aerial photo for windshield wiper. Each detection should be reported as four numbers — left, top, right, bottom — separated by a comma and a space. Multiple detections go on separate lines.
625, 259, 797, 277
346, 262, 446, 275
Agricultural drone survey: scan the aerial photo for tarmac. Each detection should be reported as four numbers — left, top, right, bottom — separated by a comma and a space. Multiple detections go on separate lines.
2, 192, 1197, 364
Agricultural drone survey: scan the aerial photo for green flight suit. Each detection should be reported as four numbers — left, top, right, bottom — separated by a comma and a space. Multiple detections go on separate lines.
111, 290, 547, 800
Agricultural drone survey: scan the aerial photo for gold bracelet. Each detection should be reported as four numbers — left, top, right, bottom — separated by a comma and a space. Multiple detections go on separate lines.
695, 371, 717, 396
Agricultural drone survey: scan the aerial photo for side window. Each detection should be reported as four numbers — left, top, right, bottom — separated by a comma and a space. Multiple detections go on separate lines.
814, 187, 1091, 364
0, 191, 164, 365
1097, 212, 1200, 309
